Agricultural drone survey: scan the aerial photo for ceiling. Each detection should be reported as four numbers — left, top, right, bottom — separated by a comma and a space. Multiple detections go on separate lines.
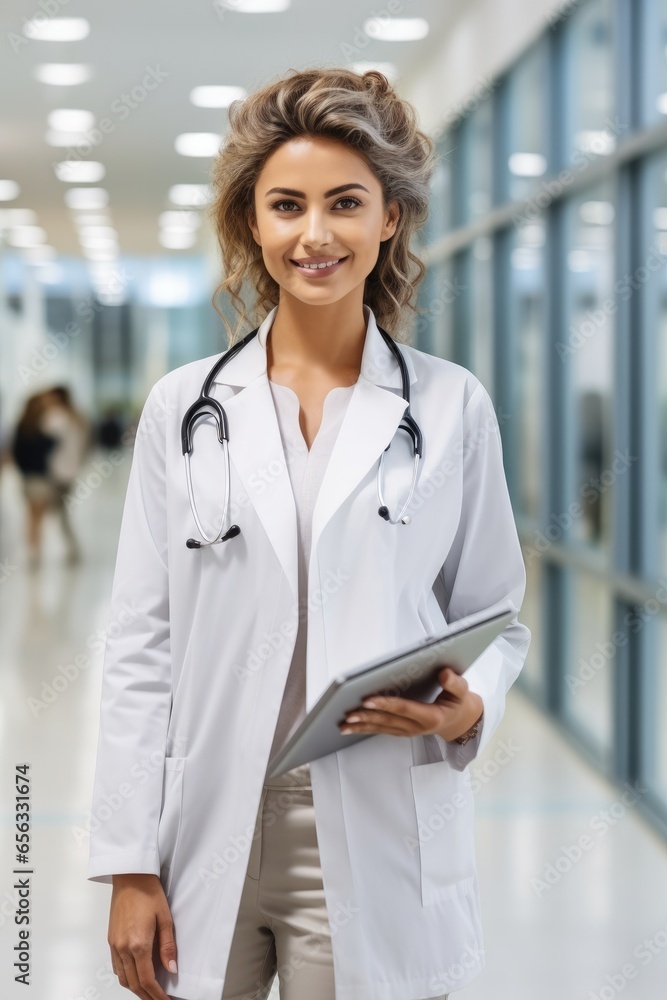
0, 0, 466, 261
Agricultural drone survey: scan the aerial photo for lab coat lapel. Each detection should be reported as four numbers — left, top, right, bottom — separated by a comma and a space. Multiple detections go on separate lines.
211, 305, 417, 603
310, 306, 418, 555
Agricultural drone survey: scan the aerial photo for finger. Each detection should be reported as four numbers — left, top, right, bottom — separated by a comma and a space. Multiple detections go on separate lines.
110, 945, 129, 989
116, 947, 147, 998
438, 666, 468, 696
156, 910, 177, 977
119, 942, 159, 1000
136, 943, 173, 1000
348, 697, 443, 734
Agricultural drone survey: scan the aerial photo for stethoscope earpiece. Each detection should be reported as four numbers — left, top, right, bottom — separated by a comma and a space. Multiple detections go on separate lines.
182, 324, 423, 548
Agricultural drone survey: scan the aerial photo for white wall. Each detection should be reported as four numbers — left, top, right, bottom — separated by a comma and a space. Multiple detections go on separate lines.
403, 0, 575, 136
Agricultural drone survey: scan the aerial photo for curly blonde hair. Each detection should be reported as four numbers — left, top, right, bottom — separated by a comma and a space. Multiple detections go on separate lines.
208, 66, 437, 345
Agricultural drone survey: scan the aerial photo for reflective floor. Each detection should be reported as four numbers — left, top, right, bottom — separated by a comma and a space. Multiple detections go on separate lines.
1, 449, 666, 1000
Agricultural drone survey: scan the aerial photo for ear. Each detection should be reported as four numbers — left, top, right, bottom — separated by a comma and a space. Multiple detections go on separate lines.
248, 214, 261, 246
380, 199, 400, 242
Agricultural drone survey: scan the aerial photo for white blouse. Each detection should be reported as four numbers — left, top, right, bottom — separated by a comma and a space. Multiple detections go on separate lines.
263, 378, 357, 787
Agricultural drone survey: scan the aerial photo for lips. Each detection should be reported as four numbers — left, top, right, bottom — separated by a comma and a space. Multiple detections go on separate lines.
290, 255, 349, 276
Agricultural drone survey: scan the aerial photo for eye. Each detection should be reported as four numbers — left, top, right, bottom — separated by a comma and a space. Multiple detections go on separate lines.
270, 196, 362, 212
271, 199, 300, 212
335, 196, 362, 209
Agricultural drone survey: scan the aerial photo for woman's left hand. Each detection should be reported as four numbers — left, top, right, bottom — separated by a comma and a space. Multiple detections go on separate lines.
338, 665, 484, 744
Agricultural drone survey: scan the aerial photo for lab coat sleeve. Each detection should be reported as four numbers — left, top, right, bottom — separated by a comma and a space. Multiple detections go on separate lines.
434, 380, 531, 771
86, 379, 172, 884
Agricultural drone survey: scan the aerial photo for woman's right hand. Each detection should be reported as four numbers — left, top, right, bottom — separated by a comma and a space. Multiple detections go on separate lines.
109, 873, 177, 1000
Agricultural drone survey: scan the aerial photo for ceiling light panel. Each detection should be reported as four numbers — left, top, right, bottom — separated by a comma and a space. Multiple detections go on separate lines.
174, 133, 222, 157
35, 64, 92, 86
24, 18, 90, 41
190, 85, 246, 108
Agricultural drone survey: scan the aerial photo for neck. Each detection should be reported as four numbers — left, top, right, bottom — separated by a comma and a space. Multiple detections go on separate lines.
266, 290, 368, 380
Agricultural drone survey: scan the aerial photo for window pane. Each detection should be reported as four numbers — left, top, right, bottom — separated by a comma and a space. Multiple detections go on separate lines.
564, 0, 616, 162
564, 571, 614, 764
642, 148, 667, 578
422, 134, 452, 245
640, 0, 667, 127
430, 259, 455, 360
458, 98, 493, 225
506, 42, 549, 203
512, 219, 546, 522
519, 546, 546, 697
470, 236, 494, 392
564, 180, 615, 556
641, 616, 667, 809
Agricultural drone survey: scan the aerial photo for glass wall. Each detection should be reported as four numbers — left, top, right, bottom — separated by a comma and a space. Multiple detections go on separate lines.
415, 0, 667, 839
563, 0, 616, 162
504, 42, 549, 204
457, 98, 493, 225
512, 218, 547, 525
639, 0, 667, 127
563, 180, 616, 555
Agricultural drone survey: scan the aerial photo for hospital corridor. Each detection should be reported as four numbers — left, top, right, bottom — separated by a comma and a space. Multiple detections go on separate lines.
1, 1, 667, 998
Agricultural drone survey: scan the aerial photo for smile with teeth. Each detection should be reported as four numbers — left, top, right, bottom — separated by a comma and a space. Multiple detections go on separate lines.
292, 257, 347, 269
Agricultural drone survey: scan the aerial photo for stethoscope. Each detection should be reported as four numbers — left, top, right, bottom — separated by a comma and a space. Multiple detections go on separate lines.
182, 324, 423, 548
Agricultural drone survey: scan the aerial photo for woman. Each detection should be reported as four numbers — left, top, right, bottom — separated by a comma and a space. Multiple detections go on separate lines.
38, 385, 91, 564
87, 68, 531, 1000
11, 391, 60, 567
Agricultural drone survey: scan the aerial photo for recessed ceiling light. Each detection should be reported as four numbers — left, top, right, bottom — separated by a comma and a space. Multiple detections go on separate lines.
55, 161, 106, 183
168, 184, 212, 206
363, 17, 429, 41
78, 226, 118, 239
24, 18, 90, 41
45, 130, 97, 147
72, 213, 111, 226
190, 85, 246, 108
8, 226, 48, 247
567, 249, 592, 272
174, 133, 222, 157
215, 0, 290, 10
653, 207, 667, 230
83, 248, 119, 262
48, 109, 95, 132
348, 62, 398, 81
158, 211, 201, 229
65, 187, 109, 210
579, 200, 615, 225
159, 231, 198, 249
508, 153, 547, 177
0, 208, 37, 227
0, 180, 20, 201
35, 64, 92, 86
79, 237, 119, 251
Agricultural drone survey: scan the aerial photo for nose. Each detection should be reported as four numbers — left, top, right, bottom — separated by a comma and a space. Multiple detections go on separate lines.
300, 207, 334, 249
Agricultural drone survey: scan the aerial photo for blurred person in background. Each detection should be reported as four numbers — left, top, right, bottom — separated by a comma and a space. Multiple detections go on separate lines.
10, 386, 91, 568
40, 385, 92, 564
10, 390, 60, 568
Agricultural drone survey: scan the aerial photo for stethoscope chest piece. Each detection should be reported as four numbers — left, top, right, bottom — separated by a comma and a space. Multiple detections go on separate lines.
182, 323, 424, 547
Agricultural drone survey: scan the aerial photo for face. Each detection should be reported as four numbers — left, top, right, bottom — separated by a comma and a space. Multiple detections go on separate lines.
248, 136, 399, 303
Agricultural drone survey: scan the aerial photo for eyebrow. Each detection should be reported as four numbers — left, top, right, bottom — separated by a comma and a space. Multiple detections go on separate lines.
264, 183, 370, 198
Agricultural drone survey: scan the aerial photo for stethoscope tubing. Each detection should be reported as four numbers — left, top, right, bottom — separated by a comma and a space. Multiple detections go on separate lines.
182, 324, 423, 547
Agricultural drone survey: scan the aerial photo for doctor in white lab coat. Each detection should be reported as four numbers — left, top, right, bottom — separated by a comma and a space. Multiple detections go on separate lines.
86, 72, 531, 1000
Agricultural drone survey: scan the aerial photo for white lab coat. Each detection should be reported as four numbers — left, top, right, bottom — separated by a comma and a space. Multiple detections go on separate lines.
87, 304, 531, 1000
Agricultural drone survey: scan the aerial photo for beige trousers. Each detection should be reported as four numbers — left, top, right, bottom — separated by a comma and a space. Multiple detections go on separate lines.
173, 762, 449, 1000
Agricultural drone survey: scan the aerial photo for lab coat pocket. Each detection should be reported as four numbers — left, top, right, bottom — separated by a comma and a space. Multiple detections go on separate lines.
157, 756, 186, 896
409, 759, 476, 906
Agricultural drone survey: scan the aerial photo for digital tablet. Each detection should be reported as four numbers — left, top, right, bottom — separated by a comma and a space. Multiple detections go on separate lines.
266, 597, 517, 778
